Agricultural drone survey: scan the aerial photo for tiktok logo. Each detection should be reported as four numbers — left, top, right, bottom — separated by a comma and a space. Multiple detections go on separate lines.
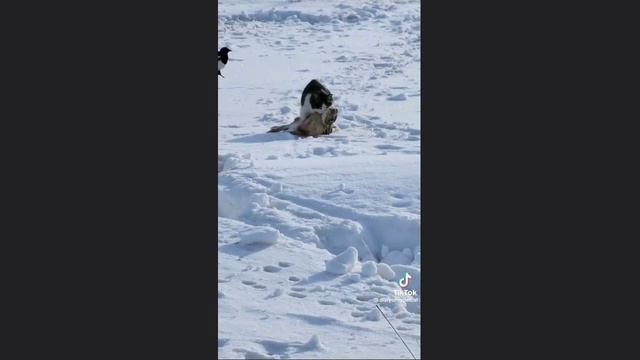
398, 272, 412, 288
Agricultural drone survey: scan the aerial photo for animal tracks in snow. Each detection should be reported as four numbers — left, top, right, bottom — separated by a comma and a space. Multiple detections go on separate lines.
263, 265, 282, 273
318, 299, 337, 306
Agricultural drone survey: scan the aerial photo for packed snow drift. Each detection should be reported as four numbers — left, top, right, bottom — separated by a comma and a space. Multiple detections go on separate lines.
218, 0, 420, 358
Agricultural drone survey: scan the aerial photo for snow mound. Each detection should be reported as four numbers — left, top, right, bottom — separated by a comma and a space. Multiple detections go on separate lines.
315, 220, 376, 261
325, 246, 358, 274
360, 261, 378, 277
218, 174, 270, 219
376, 262, 396, 281
238, 226, 280, 245
218, 153, 253, 172
299, 334, 324, 352
411, 246, 421, 267
363, 214, 420, 260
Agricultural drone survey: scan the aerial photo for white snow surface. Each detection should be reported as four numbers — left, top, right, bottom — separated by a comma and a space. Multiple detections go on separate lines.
360, 260, 378, 277
218, 0, 420, 358
325, 246, 358, 275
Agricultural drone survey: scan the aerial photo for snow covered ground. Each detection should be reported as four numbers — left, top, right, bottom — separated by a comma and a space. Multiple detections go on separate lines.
218, 0, 420, 358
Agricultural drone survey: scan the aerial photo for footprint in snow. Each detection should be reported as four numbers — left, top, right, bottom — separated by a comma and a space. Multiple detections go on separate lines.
288, 292, 306, 298
341, 298, 361, 305
263, 265, 281, 273
318, 299, 336, 306
278, 261, 293, 268
392, 200, 413, 208
312, 146, 336, 156
256, 335, 324, 357
309, 285, 327, 293
241, 280, 256, 286
288, 276, 300, 282
375, 144, 404, 150
391, 192, 405, 199
356, 293, 378, 302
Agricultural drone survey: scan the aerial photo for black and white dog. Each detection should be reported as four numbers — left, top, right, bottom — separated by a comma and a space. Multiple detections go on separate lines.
299, 79, 333, 120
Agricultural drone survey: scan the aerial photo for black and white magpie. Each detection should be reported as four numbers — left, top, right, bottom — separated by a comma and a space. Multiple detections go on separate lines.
218, 47, 232, 78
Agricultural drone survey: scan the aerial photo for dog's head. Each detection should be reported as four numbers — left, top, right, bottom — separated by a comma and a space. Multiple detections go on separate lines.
320, 88, 333, 108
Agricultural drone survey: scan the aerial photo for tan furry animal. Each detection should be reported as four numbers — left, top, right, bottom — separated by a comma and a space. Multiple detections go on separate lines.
269, 107, 338, 137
